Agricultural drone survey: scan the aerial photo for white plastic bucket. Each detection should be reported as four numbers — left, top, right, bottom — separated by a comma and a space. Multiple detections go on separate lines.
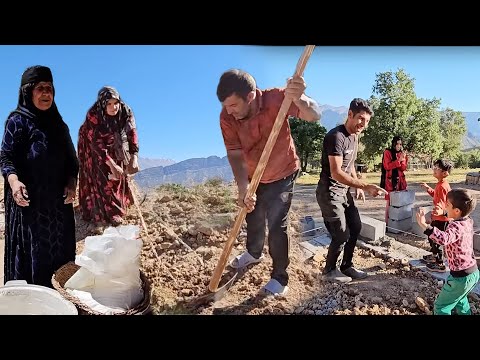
0, 280, 78, 315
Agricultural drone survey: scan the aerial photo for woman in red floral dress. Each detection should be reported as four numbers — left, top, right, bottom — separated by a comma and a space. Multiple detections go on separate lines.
77, 86, 139, 226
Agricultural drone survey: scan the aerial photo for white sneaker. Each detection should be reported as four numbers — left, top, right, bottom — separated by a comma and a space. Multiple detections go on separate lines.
261, 279, 289, 298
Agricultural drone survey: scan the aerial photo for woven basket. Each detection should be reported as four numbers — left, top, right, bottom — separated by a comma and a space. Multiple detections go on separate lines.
52, 261, 152, 315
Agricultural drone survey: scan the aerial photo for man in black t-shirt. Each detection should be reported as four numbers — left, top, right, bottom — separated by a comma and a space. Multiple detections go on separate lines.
316, 98, 386, 283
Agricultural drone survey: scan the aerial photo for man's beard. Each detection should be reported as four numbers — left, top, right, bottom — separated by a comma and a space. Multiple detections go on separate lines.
237, 106, 253, 120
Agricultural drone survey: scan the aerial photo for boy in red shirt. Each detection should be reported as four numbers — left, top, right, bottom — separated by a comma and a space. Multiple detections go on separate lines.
419, 159, 453, 272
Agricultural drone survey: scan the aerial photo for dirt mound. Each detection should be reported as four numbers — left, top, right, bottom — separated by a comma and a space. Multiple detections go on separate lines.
73, 180, 480, 315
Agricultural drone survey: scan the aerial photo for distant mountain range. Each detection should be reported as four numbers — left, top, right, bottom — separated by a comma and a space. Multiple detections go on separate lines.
318, 104, 349, 130
134, 156, 233, 189
135, 106, 480, 189
461, 112, 480, 150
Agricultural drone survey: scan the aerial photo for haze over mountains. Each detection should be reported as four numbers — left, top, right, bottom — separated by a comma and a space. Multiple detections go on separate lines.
138, 157, 176, 170
135, 106, 480, 188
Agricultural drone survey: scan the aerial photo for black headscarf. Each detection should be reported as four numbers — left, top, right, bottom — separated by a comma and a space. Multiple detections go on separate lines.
390, 135, 403, 190
21, 65, 53, 88
14, 66, 68, 147
12, 65, 78, 182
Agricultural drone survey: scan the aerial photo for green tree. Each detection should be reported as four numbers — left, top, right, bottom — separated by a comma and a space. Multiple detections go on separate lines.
439, 108, 467, 160
363, 69, 418, 160
455, 152, 470, 169
289, 117, 326, 172
362, 69, 444, 167
407, 98, 443, 165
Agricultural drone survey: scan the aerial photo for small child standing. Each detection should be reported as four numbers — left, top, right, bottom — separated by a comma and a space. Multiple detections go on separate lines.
416, 188, 479, 315
419, 159, 453, 272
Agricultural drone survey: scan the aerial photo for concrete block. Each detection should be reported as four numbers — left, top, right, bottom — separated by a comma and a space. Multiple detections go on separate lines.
474, 233, 480, 252
411, 222, 428, 239
389, 203, 413, 221
387, 217, 412, 234
298, 234, 331, 261
389, 190, 415, 207
298, 234, 331, 254
299, 216, 315, 237
411, 205, 433, 223
360, 215, 386, 242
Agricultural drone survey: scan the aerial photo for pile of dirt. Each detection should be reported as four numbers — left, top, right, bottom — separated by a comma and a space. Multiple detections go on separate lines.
73, 179, 480, 315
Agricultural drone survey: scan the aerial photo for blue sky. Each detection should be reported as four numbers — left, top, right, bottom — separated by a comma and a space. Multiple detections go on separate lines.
1, 45, 479, 162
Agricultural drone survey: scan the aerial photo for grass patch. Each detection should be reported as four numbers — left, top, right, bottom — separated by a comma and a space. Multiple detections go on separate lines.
295, 168, 479, 186
296, 172, 320, 185
364, 168, 476, 185
157, 183, 188, 194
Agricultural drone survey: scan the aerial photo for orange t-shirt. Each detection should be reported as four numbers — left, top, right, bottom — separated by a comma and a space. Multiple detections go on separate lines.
427, 179, 451, 222
220, 88, 300, 183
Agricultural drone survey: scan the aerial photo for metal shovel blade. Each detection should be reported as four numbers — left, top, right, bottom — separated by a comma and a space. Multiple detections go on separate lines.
187, 270, 240, 308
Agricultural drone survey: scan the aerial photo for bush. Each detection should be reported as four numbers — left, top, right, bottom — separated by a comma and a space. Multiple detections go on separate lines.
204, 177, 224, 187
455, 153, 470, 169
157, 183, 187, 194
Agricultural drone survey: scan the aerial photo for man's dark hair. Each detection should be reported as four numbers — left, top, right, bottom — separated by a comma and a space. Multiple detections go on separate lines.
447, 189, 477, 217
434, 159, 453, 173
349, 98, 374, 116
216, 69, 256, 102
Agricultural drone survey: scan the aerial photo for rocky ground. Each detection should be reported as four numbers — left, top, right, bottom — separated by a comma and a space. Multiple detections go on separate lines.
1, 176, 479, 315
72, 178, 480, 315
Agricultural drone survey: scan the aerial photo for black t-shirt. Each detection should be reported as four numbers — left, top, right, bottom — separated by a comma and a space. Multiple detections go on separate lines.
319, 124, 357, 192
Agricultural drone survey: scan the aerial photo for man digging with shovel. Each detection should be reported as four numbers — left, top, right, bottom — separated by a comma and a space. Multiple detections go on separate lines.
217, 69, 321, 297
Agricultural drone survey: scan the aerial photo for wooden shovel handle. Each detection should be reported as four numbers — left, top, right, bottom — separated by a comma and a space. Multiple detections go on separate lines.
208, 45, 316, 292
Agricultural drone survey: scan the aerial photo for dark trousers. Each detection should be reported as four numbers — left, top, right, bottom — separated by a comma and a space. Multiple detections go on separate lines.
316, 182, 362, 273
246, 172, 296, 286
429, 220, 448, 262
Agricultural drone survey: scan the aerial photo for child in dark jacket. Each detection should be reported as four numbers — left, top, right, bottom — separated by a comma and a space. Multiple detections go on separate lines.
416, 188, 479, 315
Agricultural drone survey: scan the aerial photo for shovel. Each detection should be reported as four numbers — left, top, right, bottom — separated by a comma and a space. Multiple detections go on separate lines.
195, 45, 316, 305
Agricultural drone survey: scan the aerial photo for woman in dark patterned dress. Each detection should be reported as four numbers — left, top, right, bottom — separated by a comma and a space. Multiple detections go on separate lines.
0, 65, 79, 287
77, 86, 139, 227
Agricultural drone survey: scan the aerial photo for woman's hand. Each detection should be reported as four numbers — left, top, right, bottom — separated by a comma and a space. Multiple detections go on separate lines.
126, 154, 139, 175
106, 158, 124, 180
8, 175, 29, 207
64, 177, 77, 204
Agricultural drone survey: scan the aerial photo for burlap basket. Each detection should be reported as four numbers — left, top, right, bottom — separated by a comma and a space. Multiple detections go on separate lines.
52, 261, 152, 315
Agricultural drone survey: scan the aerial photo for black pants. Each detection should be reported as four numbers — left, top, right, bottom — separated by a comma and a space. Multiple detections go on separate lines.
246, 172, 296, 286
429, 220, 448, 262
316, 182, 362, 274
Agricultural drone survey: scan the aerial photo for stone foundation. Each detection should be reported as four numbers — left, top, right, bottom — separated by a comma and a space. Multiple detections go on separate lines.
465, 172, 480, 185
